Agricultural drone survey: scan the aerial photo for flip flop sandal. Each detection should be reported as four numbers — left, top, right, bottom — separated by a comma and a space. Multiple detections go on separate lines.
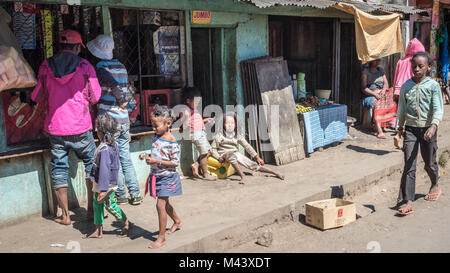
397, 206, 414, 215
97, 188, 115, 204
425, 189, 442, 201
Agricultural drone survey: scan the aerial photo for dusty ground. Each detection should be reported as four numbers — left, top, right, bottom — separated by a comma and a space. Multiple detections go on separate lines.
0, 106, 449, 253
228, 161, 450, 253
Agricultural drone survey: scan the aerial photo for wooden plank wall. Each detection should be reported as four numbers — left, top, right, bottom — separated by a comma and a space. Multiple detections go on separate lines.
338, 22, 362, 120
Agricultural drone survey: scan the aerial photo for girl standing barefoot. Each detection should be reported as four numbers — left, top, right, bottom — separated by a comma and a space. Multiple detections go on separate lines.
140, 105, 183, 249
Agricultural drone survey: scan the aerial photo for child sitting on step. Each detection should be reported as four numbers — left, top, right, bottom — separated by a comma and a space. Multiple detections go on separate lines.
211, 112, 284, 184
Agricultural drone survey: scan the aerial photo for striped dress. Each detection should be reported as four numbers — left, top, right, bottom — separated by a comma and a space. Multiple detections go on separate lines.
149, 136, 182, 197
95, 59, 129, 124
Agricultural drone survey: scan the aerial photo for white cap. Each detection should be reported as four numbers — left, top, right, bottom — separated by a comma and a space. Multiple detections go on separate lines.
87, 34, 114, 60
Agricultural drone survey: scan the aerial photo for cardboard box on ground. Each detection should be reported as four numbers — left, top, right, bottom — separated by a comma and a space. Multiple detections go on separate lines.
305, 198, 356, 230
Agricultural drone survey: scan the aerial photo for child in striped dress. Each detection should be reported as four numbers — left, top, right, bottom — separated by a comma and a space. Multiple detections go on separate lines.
139, 105, 182, 249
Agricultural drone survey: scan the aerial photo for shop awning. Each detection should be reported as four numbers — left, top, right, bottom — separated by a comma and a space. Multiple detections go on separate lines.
237, 0, 427, 15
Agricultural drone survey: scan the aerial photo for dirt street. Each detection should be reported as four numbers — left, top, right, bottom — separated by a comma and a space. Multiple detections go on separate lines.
0, 106, 449, 253
228, 161, 450, 253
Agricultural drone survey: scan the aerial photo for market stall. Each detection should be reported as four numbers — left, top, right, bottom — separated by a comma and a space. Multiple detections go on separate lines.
0, 1, 104, 154
0, 1, 187, 156
297, 103, 348, 155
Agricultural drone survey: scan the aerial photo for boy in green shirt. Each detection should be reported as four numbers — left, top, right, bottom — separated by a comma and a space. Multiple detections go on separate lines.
396, 51, 444, 215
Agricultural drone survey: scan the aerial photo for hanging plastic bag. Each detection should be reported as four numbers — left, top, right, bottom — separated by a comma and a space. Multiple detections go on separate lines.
0, 46, 37, 92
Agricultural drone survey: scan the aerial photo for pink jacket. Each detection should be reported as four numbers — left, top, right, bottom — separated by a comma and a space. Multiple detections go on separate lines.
393, 38, 426, 96
31, 53, 101, 136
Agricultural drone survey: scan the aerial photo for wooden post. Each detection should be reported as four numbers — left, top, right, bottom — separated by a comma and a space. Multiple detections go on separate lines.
332, 18, 341, 103
42, 151, 56, 216
430, 0, 440, 78
185, 10, 194, 87
102, 6, 112, 37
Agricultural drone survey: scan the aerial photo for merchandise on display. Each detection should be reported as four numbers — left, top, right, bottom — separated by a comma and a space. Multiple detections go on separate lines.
13, 11, 36, 50
41, 9, 53, 59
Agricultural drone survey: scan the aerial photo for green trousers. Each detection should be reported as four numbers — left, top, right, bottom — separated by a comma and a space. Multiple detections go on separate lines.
93, 192, 127, 225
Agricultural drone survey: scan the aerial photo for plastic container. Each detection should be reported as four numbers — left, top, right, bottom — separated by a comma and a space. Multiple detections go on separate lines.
297, 79, 306, 95
297, 72, 305, 80
315, 89, 331, 100
207, 156, 236, 179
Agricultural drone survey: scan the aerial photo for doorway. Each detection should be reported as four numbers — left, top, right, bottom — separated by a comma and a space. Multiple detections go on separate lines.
191, 27, 237, 109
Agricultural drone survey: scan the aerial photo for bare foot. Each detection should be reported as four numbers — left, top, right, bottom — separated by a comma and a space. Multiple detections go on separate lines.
429, 184, 440, 194
83, 231, 103, 239
274, 172, 285, 180
148, 238, 166, 249
118, 221, 133, 238
239, 177, 246, 184
167, 221, 182, 235
203, 174, 217, 181
54, 217, 71, 226
191, 162, 201, 179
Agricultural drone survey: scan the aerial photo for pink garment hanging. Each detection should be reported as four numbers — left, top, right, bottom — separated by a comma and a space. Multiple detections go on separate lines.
393, 38, 426, 96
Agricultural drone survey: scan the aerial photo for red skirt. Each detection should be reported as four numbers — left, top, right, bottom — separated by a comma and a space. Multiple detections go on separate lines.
373, 87, 397, 127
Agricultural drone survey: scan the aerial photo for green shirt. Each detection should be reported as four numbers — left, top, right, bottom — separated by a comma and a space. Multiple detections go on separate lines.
397, 77, 444, 128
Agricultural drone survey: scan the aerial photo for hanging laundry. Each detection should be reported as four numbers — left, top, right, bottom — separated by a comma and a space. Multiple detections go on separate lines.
83, 7, 92, 40
22, 3, 38, 14
41, 10, 54, 59
72, 6, 80, 27
13, 12, 36, 50
57, 9, 64, 33
334, 3, 403, 63
14, 2, 23, 13
96, 7, 102, 28
438, 24, 449, 82
60, 5, 69, 15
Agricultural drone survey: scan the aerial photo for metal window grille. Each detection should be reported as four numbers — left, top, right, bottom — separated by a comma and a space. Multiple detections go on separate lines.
110, 8, 185, 127
0, 1, 103, 146
110, 8, 185, 90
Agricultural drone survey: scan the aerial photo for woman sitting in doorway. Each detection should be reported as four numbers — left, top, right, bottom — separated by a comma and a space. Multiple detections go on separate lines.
361, 58, 397, 139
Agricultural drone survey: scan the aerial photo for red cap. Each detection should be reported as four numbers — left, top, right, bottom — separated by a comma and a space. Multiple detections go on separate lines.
59, 29, 85, 48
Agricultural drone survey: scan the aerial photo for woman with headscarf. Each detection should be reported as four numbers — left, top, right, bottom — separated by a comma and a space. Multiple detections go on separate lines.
393, 38, 426, 100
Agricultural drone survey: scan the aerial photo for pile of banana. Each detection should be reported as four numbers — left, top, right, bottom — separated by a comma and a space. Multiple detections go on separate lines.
296, 104, 315, 113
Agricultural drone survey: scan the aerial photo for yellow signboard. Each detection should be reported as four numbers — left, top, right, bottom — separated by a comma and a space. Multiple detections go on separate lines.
192, 10, 211, 24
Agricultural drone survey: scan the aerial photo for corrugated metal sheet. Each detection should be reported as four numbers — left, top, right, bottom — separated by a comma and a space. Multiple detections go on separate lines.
237, 0, 427, 14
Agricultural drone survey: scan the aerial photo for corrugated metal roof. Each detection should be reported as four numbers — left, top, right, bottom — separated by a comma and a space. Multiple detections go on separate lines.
237, 0, 427, 14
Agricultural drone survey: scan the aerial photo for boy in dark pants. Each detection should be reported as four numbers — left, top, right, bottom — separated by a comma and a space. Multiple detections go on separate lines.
396, 51, 444, 215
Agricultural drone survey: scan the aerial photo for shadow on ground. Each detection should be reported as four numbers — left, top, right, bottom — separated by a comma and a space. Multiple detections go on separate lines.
346, 144, 392, 156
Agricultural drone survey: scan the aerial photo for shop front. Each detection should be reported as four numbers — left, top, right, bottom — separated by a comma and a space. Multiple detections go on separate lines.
0, 0, 424, 226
